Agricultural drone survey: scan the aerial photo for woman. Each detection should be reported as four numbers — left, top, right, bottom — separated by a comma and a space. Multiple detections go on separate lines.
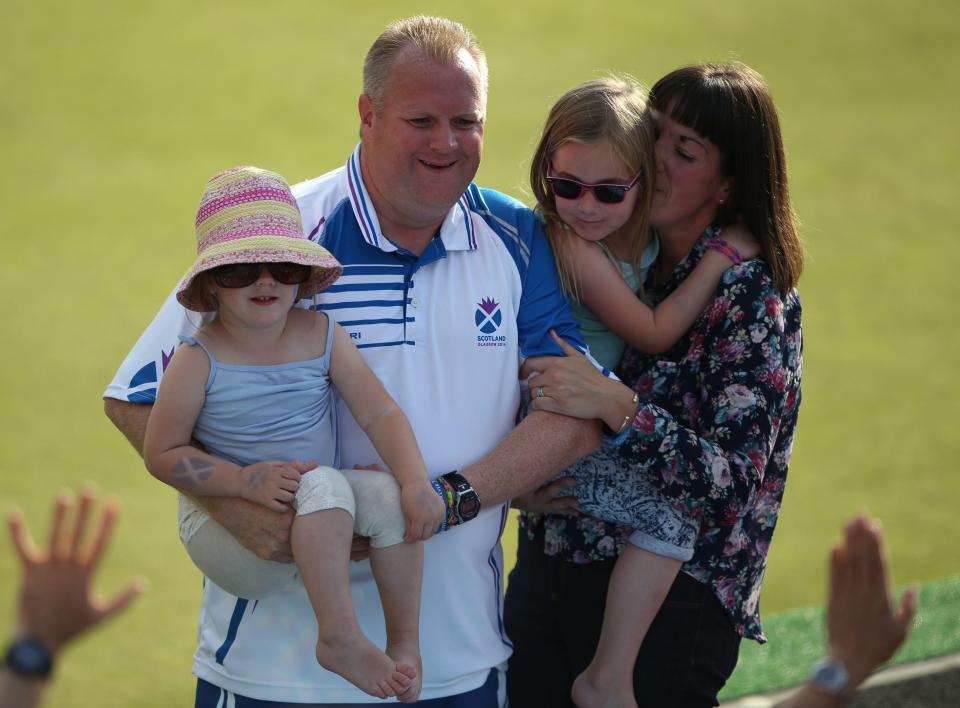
504, 62, 804, 707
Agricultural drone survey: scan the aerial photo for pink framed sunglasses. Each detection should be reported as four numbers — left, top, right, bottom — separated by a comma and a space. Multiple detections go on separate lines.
546, 165, 643, 204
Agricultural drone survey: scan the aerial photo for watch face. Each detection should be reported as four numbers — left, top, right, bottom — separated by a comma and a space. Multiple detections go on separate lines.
6, 638, 53, 677
459, 493, 480, 520
811, 658, 849, 693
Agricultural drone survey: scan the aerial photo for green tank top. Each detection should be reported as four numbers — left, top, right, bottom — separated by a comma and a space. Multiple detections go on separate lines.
569, 238, 659, 371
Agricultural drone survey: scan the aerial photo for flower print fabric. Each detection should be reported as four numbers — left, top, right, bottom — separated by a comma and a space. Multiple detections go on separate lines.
520, 227, 803, 641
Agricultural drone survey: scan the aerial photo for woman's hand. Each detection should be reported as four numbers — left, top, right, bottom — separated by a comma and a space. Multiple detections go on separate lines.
510, 476, 580, 516
401, 480, 446, 542
521, 331, 638, 431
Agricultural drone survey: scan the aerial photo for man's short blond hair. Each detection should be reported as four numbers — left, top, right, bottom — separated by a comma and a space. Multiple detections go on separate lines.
362, 16, 488, 108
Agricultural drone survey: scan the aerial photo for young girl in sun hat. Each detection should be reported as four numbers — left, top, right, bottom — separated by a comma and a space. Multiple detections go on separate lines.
143, 165, 443, 703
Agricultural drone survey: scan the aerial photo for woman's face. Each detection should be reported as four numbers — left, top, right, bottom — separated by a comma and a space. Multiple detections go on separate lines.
650, 109, 731, 238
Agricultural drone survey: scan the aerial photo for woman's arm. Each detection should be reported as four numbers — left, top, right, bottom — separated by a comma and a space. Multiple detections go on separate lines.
525, 265, 801, 524
613, 268, 801, 522
327, 322, 444, 541
143, 344, 301, 512
574, 230, 752, 355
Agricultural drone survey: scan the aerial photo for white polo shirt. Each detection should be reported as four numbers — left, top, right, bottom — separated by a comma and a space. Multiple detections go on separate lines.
105, 145, 585, 703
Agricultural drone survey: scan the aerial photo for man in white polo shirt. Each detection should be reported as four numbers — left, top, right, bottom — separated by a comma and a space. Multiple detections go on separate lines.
103, 15, 600, 707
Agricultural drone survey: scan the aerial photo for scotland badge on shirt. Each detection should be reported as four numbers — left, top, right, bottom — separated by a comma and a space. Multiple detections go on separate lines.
475, 297, 506, 348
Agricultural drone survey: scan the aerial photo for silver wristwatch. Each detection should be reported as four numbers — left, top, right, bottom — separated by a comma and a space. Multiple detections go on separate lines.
809, 656, 855, 701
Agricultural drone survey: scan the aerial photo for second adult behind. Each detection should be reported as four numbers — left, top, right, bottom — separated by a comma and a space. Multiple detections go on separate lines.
507, 62, 804, 708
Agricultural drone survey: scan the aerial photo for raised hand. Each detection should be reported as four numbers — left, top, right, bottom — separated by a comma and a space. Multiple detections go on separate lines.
7, 487, 145, 653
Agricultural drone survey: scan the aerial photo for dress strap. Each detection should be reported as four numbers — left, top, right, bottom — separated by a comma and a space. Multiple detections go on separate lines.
178, 334, 216, 363
596, 240, 637, 285
177, 336, 218, 391
320, 312, 336, 366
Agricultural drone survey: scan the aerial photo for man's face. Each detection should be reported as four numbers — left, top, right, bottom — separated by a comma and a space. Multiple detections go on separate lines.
359, 48, 485, 239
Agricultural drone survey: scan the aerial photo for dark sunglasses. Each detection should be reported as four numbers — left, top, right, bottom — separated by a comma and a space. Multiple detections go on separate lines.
546, 166, 642, 204
210, 262, 312, 288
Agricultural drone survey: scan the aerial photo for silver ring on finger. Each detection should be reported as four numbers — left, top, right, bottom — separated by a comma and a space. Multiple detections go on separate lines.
536, 385, 544, 398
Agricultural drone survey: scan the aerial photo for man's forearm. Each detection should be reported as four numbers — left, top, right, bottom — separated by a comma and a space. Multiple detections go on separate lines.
103, 398, 152, 456
462, 410, 601, 508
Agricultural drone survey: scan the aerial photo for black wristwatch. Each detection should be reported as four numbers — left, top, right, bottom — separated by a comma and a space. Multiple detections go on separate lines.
438, 471, 481, 525
4, 637, 54, 679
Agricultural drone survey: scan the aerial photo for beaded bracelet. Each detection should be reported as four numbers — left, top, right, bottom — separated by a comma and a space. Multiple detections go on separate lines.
704, 237, 744, 265
431, 479, 451, 533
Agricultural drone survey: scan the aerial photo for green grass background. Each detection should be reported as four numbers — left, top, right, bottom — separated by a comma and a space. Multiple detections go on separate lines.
1, 1, 957, 705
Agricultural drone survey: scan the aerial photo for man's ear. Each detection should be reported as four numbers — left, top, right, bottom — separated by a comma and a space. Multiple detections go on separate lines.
358, 93, 375, 131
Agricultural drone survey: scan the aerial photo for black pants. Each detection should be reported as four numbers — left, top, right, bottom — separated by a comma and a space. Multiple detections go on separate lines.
504, 526, 741, 708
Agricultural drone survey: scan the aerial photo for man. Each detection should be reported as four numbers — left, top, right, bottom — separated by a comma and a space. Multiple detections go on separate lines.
103, 16, 599, 707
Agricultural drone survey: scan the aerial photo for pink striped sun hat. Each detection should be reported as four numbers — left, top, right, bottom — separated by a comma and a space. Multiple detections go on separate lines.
176, 166, 343, 312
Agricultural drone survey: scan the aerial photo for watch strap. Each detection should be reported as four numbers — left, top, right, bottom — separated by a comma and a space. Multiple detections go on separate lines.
4, 637, 54, 679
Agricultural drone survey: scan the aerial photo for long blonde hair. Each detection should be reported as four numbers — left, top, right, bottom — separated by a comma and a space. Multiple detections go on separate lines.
530, 75, 656, 300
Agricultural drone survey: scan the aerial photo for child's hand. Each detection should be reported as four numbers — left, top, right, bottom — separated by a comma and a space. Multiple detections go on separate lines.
720, 223, 760, 260
401, 481, 446, 542
239, 461, 302, 512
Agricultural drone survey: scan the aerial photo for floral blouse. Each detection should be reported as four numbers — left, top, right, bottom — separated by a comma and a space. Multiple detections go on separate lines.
520, 229, 803, 641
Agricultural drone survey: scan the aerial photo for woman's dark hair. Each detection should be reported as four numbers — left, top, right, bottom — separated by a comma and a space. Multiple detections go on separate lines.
650, 62, 803, 294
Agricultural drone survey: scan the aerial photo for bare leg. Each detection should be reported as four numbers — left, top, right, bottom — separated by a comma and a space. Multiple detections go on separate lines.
369, 540, 424, 703
291, 508, 410, 699
571, 546, 680, 708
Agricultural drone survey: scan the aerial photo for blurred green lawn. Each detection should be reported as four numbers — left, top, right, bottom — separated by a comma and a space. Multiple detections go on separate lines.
1, 1, 957, 705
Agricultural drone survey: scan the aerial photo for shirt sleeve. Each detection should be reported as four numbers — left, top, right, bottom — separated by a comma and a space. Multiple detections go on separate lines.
617, 267, 801, 524
102, 288, 211, 403
514, 209, 587, 359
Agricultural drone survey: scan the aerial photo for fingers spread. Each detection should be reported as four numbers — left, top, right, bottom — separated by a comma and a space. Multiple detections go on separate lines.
71, 488, 96, 557
49, 490, 72, 559
87, 501, 121, 572
7, 512, 37, 565
100, 578, 147, 622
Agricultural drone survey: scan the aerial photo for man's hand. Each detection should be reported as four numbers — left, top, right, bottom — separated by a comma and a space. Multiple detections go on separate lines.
8, 488, 145, 653
199, 459, 313, 562
510, 476, 580, 516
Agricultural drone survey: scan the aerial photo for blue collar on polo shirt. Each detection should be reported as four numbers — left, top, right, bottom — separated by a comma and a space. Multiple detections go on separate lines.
344, 143, 478, 255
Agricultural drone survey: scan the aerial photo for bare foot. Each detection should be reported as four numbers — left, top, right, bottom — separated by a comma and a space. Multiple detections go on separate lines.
315, 626, 410, 699
571, 666, 637, 708
387, 639, 422, 703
